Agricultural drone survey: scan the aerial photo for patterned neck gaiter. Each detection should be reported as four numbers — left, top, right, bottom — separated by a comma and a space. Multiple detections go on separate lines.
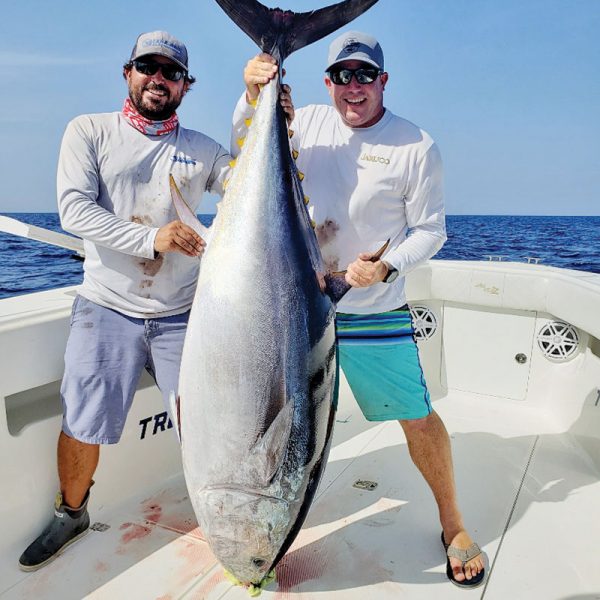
122, 98, 179, 136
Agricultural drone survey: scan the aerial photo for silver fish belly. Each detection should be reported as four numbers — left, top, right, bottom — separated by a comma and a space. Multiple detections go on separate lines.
178, 75, 337, 585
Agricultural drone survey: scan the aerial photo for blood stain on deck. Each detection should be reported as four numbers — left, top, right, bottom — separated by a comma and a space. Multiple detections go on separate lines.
143, 501, 163, 522
94, 560, 109, 572
119, 522, 152, 543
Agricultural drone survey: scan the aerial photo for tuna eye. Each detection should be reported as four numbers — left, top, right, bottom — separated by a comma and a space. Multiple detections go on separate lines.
252, 558, 266, 568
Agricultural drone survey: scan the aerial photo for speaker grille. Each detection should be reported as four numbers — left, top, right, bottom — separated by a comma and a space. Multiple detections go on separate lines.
409, 305, 438, 341
536, 321, 579, 362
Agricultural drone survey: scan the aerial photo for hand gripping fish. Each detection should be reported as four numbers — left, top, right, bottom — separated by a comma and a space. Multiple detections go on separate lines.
172, 0, 379, 592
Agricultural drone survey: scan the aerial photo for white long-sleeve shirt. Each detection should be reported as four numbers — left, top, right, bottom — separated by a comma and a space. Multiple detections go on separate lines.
58, 112, 230, 318
232, 98, 446, 314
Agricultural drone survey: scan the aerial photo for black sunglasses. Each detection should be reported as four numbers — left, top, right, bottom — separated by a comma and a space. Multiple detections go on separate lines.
328, 67, 381, 86
132, 59, 185, 82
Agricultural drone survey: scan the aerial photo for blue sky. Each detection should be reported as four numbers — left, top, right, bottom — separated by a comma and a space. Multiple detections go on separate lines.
1, 0, 598, 215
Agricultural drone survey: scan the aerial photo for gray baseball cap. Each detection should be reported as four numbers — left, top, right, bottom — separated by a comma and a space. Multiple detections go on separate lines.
326, 31, 384, 72
130, 31, 188, 71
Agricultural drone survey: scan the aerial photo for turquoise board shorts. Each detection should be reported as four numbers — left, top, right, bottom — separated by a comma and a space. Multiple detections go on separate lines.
336, 306, 432, 421
60, 295, 189, 444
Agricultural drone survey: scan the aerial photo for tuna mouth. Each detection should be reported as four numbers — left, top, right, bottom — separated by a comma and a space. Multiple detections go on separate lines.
200, 484, 282, 502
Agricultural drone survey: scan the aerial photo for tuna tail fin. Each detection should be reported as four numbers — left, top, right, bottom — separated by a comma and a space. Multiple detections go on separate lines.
214, 0, 379, 63
169, 175, 212, 245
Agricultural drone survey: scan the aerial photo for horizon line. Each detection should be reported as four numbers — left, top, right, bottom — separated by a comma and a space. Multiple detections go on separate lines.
2, 211, 599, 218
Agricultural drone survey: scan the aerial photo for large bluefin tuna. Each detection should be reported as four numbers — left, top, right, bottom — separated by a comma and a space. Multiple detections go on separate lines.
172, 0, 379, 590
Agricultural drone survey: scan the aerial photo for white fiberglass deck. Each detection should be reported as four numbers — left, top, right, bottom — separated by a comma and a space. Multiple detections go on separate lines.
2, 383, 599, 600
2, 261, 599, 599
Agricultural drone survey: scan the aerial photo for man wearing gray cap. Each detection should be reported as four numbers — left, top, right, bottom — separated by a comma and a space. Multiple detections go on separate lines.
236, 31, 485, 588
18, 31, 230, 571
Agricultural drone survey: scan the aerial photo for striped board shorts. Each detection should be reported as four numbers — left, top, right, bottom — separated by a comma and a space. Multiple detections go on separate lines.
336, 305, 432, 421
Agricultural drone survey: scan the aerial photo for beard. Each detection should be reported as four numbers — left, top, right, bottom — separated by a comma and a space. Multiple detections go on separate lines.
128, 82, 183, 121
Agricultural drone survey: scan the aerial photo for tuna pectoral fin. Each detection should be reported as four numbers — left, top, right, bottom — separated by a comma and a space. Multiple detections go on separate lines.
371, 239, 391, 261
169, 175, 212, 245
215, 0, 379, 62
325, 239, 391, 304
323, 273, 351, 305
248, 401, 294, 486
168, 391, 181, 443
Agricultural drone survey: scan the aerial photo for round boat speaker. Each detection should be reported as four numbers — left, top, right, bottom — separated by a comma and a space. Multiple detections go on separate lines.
409, 305, 438, 341
536, 320, 580, 362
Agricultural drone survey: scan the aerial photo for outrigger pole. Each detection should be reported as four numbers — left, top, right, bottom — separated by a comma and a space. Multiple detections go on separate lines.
0, 215, 84, 258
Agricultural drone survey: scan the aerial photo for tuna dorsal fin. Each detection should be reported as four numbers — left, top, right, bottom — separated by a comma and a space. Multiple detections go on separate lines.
169, 175, 212, 245
248, 401, 294, 486
214, 0, 379, 63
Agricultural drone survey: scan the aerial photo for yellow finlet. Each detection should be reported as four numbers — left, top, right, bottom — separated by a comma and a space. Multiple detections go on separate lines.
222, 568, 276, 597
229, 159, 237, 168
223, 178, 230, 190
304, 195, 310, 205
223, 570, 241, 586
310, 219, 316, 229
288, 129, 294, 138
237, 137, 245, 148
292, 149, 299, 160
249, 98, 257, 107
298, 171, 305, 181
244, 118, 252, 127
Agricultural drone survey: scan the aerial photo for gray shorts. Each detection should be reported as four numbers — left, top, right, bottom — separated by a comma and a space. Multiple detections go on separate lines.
60, 295, 189, 444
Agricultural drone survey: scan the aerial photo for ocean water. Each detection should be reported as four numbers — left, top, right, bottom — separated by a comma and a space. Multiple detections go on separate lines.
0, 213, 598, 300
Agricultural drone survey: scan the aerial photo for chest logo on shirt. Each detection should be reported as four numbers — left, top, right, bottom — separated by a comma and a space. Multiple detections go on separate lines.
172, 154, 197, 166
360, 153, 390, 165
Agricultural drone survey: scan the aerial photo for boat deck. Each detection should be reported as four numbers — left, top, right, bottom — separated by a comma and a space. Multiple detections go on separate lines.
2, 384, 599, 600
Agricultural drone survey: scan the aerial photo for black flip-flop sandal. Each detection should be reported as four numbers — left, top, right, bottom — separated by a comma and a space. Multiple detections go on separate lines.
441, 531, 486, 588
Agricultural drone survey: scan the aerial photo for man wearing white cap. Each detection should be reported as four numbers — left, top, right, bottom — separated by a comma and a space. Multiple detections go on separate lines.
237, 31, 485, 588
18, 31, 230, 571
